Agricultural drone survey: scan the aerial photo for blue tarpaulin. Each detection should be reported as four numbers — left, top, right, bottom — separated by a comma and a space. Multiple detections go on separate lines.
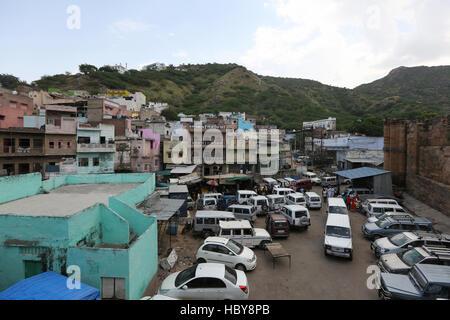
0, 271, 100, 300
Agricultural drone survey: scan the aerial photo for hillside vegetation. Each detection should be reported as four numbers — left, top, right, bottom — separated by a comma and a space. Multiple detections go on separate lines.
3, 63, 449, 136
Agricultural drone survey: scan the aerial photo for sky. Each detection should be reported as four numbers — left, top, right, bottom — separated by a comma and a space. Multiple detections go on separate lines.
1, 0, 450, 88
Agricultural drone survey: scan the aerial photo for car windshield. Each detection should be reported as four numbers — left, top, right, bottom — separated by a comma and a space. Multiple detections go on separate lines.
257, 200, 267, 206
311, 197, 320, 202
377, 213, 389, 221
400, 249, 426, 267
410, 267, 427, 291
227, 239, 244, 255
389, 233, 412, 246
296, 198, 305, 203
326, 226, 351, 238
175, 265, 198, 287
329, 206, 347, 214
274, 220, 288, 228
224, 266, 237, 285
376, 219, 391, 228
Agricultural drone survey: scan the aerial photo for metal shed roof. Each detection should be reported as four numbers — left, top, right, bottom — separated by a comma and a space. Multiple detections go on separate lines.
0, 271, 100, 300
169, 185, 189, 193
334, 167, 391, 180
170, 165, 197, 175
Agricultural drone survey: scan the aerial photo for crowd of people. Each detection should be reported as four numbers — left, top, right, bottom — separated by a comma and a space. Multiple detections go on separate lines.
322, 186, 363, 212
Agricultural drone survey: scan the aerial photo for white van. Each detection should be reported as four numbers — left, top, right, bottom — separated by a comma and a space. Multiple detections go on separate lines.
197, 198, 218, 210
324, 214, 353, 260
202, 193, 222, 200
237, 190, 257, 204
218, 220, 272, 249
194, 211, 236, 235
285, 193, 306, 206
321, 176, 337, 187
284, 177, 296, 187
280, 205, 311, 230
327, 198, 348, 215
305, 192, 322, 210
246, 196, 269, 216
366, 203, 408, 219
263, 177, 278, 186
227, 204, 257, 222
303, 172, 321, 185
362, 198, 399, 214
273, 187, 295, 197
277, 178, 290, 188
267, 194, 286, 211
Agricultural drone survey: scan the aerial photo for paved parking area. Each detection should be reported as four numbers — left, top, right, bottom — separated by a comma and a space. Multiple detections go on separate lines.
246, 187, 378, 300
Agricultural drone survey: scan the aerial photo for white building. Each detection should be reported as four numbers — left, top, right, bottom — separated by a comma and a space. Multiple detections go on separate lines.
303, 117, 336, 131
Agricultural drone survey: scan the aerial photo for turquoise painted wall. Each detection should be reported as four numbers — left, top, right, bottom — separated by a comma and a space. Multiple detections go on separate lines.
77, 153, 115, 175
0, 173, 42, 204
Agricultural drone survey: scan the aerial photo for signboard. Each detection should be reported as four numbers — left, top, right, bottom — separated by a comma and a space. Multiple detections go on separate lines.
107, 89, 131, 97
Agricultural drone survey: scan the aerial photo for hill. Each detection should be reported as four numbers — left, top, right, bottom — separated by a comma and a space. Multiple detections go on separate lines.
2, 64, 449, 136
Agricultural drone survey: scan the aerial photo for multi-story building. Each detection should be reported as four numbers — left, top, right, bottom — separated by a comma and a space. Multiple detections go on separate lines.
87, 98, 133, 123
303, 117, 337, 131
0, 88, 35, 129
77, 124, 116, 174
130, 129, 161, 173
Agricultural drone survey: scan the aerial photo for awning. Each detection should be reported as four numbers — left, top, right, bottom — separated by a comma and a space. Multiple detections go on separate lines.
178, 172, 202, 185
0, 271, 100, 300
170, 165, 197, 175
334, 167, 391, 180
143, 198, 185, 221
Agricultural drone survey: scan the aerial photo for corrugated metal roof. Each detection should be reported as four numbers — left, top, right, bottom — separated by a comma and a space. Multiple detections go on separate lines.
144, 198, 185, 221
170, 165, 197, 174
334, 167, 391, 179
169, 185, 189, 193
0, 271, 100, 300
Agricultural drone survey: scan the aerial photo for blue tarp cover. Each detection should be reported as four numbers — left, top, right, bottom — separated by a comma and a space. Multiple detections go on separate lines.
0, 271, 100, 300
334, 167, 391, 180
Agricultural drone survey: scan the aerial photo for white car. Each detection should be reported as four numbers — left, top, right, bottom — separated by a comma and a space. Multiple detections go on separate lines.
140, 295, 178, 300
218, 220, 272, 249
305, 192, 322, 210
158, 263, 249, 300
280, 205, 311, 230
285, 193, 306, 206
196, 237, 257, 272
324, 214, 353, 260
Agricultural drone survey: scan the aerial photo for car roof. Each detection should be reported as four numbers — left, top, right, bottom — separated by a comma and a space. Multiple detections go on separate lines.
267, 194, 284, 199
283, 204, 307, 211
326, 213, 351, 228
274, 187, 294, 191
414, 264, 450, 286
229, 204, 253, 209
284, 177, 295, 182
328, 197, 346, 206
219, 220, 252, 228
288, 193, 305, 198
367, 199, 399, 203
413, 231, 450, 241
386, 216, 432, 224
238, 190, 257, 194
369, 203, 404, 209
269, 213, 288, 221
250, 196, 268, 200
195, 211, 234, 218
195, 263, 226, 279
204, 237, 229, 245
305, 192, 320, 197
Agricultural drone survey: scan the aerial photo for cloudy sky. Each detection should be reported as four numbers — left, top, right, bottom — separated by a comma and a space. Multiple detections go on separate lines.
1, 0, 449, 88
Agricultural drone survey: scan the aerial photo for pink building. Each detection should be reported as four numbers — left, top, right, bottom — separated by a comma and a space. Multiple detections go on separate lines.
0, 89, 35, 129
43, 105, 77, 134
130, 129, 161, 173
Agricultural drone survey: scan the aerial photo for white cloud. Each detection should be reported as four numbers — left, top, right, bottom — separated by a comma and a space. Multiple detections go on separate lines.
108, 19, 152, 38
241, 0, 450, 88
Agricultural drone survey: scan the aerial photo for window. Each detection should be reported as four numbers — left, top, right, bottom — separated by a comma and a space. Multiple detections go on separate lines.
49, 141, 55, 149
18, 139, 30, 148
78, 158, 89, 167
216, 245, 231, 255
203, 244, 218, 252
67, 141, 72, 148
243, 228, 252, 236
204, 218, 215, 225
18, 163, 30, 174
78, 137, 91, 144
232, 229, 242, 236
33, 139, 43, 148
221, 229, 231, 236
93, 158, 100, 167
58, 141, 63, 149
387, 224, 400, 230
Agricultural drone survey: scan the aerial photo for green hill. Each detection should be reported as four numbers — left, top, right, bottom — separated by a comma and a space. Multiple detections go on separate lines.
3, 63, 449, 136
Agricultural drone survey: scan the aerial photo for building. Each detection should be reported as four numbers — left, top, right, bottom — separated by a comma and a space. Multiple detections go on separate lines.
384, 116, 450, 216
0, 88, 35, 129
130, 129, 161, 173
0, 172, 159, 300
87, 98, 133, 123
303, 117, 337, 131
77, 124, 116, 174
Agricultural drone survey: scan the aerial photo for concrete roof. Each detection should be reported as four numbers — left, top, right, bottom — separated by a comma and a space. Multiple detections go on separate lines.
0, 183, 140, 217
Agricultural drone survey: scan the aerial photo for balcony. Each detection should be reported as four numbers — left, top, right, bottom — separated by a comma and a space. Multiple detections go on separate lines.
1, 146, 44, 156
77, 143, 116, 153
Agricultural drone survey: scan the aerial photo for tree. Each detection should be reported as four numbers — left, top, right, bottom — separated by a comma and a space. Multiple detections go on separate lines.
0, 74, 23, 90
98, 65, 118, 73
161, 107, 178, 121
79, 64, 98, 75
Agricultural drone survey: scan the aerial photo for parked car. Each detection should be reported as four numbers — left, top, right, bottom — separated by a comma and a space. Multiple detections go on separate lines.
362, 216, 435, 241
305, 192, 322, 210
285, 193, 306, 206
378, 264, 450, 300
280, 205, 311, 230
366, 211, 413, 224
196, 237, 257, 272
362, 198, 400, 214
277, 178, 290, 188
202, 193, 223, 200
366, 203, 408, 219
265, 213, 290, 238
378, 245, 450, 274
272, 187, 295, 197
197, 198, 218, 210
294, 179, 313, 192
302, 172, 321, 186
327, 197, 348, 215
193, 211, 236, 237
324, 213, 353, 260
371, 231, 450, 258
246, 196, 269, 216
218, 220, 272, 249
267, 194, 286, 211
236, 190, 257, 204
227, 204, 257, 223
158, 263, 249, 300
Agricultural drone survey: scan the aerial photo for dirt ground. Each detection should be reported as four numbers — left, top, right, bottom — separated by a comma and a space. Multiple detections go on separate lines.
143, 186, 380, 300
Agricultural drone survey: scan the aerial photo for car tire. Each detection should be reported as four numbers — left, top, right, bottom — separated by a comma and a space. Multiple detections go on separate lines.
324, 248, 329, 256
349, 253, 353, 261
197, 258, 207, 264
259, 241, 270, 250
235, 264, 247, 272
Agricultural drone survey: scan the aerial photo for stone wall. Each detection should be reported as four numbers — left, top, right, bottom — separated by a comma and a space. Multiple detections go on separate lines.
384, 115, 450, 216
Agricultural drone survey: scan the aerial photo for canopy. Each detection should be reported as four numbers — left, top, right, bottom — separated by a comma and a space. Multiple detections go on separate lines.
0, 271, 100, 300
334, 167, 391, 180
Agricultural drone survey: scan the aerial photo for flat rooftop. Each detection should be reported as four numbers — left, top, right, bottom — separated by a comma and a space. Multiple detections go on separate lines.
0, 183, 141, 217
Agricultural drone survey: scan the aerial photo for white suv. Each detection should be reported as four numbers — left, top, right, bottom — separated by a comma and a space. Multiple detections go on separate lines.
305, 192, 322, 210
324, 214, 353, 260
280, 205, 311, 230
196, 237, 257, 272
218, 220, 272, 249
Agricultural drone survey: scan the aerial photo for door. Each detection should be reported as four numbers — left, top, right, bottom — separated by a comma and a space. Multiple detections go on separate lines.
232, 229, 244, 245
242, 228, 254, 247
24, 260, 43, 279
215, 245, 235, 267
102, 277, 126, 300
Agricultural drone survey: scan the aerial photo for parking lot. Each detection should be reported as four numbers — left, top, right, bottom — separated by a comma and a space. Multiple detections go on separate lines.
146, 186, 380, 300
